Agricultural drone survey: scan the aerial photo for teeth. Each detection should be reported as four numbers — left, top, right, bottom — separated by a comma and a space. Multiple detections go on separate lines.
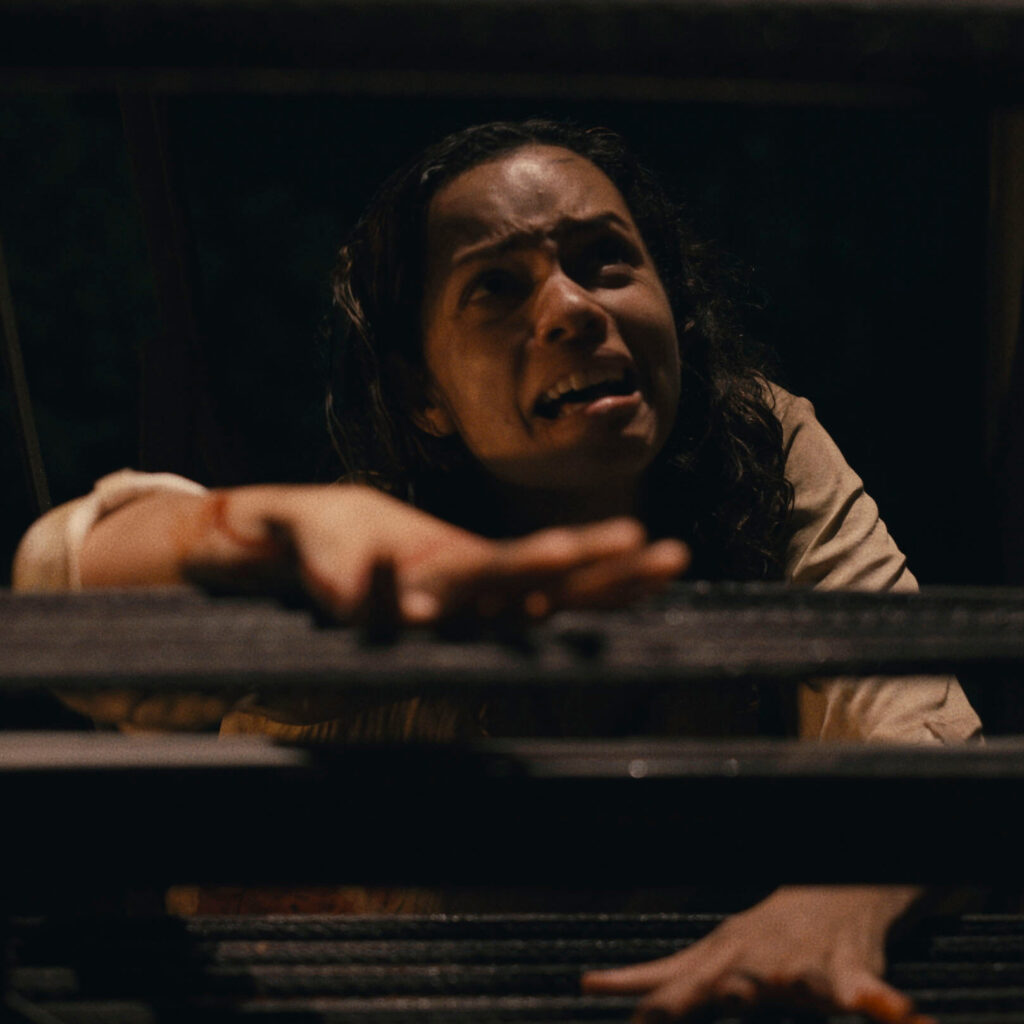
543, 367, 626, 404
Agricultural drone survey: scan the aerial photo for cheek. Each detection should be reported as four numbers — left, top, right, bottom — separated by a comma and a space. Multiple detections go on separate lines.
425, 346, 522, 444
459, 369, 524, 441
636, 302, 681, 381
640, 310, 682, 418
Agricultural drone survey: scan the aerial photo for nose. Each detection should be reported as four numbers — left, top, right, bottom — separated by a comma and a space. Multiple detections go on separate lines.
533, 271, 608, 347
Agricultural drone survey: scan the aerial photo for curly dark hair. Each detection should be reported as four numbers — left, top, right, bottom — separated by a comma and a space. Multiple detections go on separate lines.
328, 119, 792, 581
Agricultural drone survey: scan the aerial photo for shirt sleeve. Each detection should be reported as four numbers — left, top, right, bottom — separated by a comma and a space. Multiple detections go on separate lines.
773, 386, 982, 744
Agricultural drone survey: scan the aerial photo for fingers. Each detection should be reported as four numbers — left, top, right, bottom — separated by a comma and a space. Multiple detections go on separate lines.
844, 972, 936, 1024
587, 964, 929, 1024
416, 522, 689, 625
203, 488, 690, 628
585, 954, 755, 1024
583, 952, 929, 1024
556, 538, 690, 609
582, 955, 689, 994
631, 973, 758, 1024
180, 487, 685, 624
353, 558, 401, 643
488, 518, 650, 574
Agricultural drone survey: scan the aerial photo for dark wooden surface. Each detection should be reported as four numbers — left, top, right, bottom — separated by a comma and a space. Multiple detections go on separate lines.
3, 583, 1017, 887
9, 911, 1024, 1023
4, 0, 1024, 99
1, 731, 1021, 885
3, 584, 1024, 692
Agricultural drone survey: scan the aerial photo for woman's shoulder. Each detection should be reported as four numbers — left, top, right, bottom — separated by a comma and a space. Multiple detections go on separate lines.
760, 381, 851, 485
761, 381, 818, 443
767, 382, 910, 592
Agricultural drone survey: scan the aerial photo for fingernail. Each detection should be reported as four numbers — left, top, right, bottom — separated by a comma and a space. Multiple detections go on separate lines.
401, 590, 440, 623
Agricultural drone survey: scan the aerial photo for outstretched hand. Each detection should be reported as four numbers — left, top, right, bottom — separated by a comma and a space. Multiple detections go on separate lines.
583, 886, 931, 1023
181, 484, 689, 625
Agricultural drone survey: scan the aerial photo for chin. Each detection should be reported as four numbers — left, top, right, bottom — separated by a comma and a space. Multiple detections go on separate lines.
512, 444, 657, 494
480, 418, 667, 494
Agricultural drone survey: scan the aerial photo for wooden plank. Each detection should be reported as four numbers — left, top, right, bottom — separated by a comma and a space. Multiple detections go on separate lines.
3, 585, 1024, 691
3, 731, 1024, 884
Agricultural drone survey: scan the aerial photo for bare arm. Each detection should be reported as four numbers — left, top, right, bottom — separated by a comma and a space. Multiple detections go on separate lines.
26, 481, 686, 730
77, 483, 690, 623
80, 490, 210, 587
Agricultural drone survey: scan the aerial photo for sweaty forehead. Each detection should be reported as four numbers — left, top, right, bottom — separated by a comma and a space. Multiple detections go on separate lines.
425, 145, 634, 257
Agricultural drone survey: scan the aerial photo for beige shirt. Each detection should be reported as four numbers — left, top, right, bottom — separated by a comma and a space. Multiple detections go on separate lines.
12, 386, 982, 744
771, 388, 980, 743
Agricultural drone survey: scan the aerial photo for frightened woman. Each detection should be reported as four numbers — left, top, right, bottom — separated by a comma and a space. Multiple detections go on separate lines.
14, 119, 980, 1022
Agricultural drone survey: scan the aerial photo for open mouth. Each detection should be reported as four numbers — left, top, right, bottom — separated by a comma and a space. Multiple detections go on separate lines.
534, 367, 639, 419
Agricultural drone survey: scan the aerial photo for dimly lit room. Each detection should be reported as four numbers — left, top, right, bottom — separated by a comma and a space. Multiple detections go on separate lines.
4, 2, 1024, 1021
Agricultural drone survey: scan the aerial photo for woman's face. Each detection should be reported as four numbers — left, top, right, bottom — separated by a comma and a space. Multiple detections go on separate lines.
418, 144, 681, 502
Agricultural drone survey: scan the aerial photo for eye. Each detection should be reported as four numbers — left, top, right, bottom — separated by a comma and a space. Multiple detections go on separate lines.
573, 235, 639, 287
462, 267, 529, 309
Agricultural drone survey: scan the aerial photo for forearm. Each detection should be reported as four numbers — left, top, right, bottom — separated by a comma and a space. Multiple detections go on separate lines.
78, 484, 340, 589
80, 490, 211, 587
75, 481, 470, 617
21, 482, 288, 731
14, 488, 237, 731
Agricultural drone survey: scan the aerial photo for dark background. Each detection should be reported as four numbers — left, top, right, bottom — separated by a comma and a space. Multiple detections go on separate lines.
1, 93, 997, 584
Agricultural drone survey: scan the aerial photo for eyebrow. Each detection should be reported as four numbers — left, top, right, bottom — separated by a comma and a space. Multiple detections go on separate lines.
450, 212, 634, 268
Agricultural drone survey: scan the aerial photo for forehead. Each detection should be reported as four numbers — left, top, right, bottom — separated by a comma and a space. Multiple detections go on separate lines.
425, 145, 636, 257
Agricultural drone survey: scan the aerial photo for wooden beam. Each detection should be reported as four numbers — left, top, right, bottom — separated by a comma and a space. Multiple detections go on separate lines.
0, 232, 51, 517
